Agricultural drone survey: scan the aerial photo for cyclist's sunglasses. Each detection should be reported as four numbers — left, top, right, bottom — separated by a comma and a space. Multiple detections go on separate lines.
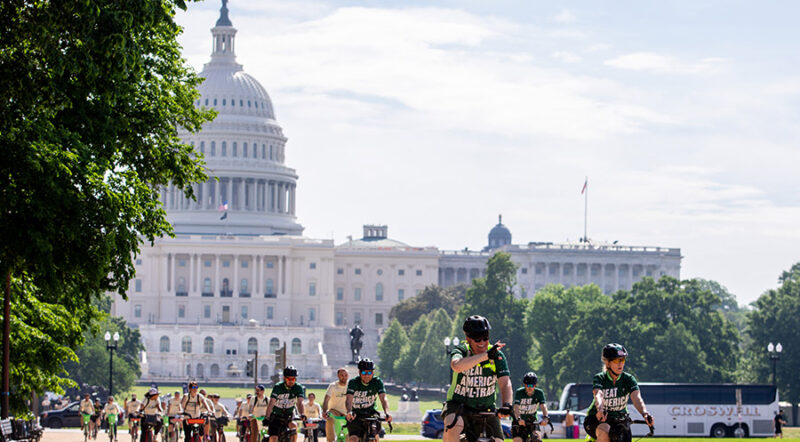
360, 371, 373, 375
467, 333, 489, 342
285, 377, 297, 381
611, 357, 626, 364
525, 384, 536, 388
190, 386, 199, 389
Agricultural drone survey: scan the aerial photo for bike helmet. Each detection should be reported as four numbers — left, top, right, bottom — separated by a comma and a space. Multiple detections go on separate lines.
522, 372, 538, 386
602, 343, 628, 362
462, 315, 491, 336
283, 366, 298, 377
357, 358, 375, 371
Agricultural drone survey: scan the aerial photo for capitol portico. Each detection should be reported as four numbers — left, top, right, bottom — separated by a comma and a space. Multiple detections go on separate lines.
112, 2, 682, 383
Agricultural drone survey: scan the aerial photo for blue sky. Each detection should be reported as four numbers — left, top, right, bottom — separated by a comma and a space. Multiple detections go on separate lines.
175, 0, 800, 305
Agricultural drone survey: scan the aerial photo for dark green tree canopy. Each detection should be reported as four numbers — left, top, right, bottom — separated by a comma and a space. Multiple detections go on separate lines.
0, 0, 213, 414
390, 284, 465, 327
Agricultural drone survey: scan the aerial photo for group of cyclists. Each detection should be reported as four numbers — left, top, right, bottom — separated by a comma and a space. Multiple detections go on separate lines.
80, 313, 653, 442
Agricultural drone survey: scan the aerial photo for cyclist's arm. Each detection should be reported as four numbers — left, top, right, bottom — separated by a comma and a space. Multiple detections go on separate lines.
321, 394, 330, 416
630, 390, 650, 422
513, 404, 521, 422
378, 393, 390, 418
592, 388, 604, 419
498, 375, 513, 407
296, 397, 305, 417
450, 352, 488, 373
222, 405, 230, 417
345, 394, 354, 414
265, 397, 277, 418
540, 403, 549, 422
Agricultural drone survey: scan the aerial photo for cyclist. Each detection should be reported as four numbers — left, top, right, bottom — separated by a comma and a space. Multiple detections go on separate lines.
124, 394, 143, 441
80, 393, 95, 436
139, 387, 165, 442
210, 393, 230, 441
443, 315, 513, 442
512, 372, 549, 442
182, 381, 212, 442
166, 391, 183, 442
248, 385, 269, 442
266, 366, 307, 442
584, 344, 653, 442
94, 398, 103, 439
345, 359, 392, 442
322, 368, 349, 442
103, 396, 123, 441
236, 394, 252, 441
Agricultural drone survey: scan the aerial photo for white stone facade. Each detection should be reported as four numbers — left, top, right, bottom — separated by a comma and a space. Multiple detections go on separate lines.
111, 3, 683, 383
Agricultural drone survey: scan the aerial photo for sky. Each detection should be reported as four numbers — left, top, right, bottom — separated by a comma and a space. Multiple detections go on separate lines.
174, 0, 800, 306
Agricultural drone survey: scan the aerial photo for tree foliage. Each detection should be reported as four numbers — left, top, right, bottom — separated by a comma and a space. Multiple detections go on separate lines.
524, 277, 740, 398
745, 263, 800, 404
390, 285, 466, 327
414, 309, 453, 387
460, 252, 532, 382
377, 319, 409, 381
0, 0, 214, 414
392, 314, 430, 383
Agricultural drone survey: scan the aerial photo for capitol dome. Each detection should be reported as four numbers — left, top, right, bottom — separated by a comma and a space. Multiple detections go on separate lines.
485, 215, 512, 251
165, 0, 303, 236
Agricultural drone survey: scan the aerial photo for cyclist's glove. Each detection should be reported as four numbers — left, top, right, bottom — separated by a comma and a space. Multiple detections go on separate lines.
301, 414, 308, 423
498, 403, 513, 416
487, 346, 500, 360
643, 413, 653, 425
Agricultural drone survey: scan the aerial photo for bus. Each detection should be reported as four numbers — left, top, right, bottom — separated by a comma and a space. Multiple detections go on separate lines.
558, 383, 779, 438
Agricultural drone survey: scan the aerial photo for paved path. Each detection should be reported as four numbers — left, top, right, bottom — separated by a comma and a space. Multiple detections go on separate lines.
39, 429, 429, 441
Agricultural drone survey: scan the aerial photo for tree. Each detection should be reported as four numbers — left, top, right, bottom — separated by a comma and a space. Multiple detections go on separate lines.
460, 252, 532, 381
393, 314, 430, 383
377, 319, 409, 381
693, 278, 747, 332
0, 0, 214, 415
62, 315, 143, 396
414, 309, 453, 387
390, 285, 466, 327
745, 263, 800, 424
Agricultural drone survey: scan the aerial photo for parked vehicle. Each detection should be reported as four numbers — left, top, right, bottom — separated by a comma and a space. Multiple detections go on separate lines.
541, 411, 586, 439
40, 401, 83, 428
421, 409, 511, 439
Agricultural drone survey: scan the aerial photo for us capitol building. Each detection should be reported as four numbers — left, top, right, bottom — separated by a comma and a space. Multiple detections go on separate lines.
111, 2, 682, 382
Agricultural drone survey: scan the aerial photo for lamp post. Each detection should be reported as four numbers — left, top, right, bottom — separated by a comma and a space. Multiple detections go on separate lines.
105, 331, 120, 396
767, 342, 782, 386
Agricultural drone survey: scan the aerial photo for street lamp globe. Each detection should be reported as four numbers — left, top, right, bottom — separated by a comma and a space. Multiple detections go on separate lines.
113, 332, 120, 342
104, 331, 111, 342
453, 337, 460, 346
444, 337, 451, 346
776, 343, 783, 353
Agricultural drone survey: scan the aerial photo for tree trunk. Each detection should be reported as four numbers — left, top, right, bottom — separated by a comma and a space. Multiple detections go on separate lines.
2, 269, 10, 418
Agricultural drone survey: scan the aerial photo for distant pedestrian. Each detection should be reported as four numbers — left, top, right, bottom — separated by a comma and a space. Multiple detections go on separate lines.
775, 410, 787, 438
564, 409, 575, 439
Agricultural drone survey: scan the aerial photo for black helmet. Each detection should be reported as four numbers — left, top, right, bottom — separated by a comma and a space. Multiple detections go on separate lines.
357, 358, 375, 371
602, 343, 628, 361
283, 365, 298, 377
522, 372, 538, 386
462, 315, 491, 336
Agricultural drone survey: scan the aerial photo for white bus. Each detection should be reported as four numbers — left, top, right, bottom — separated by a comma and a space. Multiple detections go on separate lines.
558, 383, 779, 438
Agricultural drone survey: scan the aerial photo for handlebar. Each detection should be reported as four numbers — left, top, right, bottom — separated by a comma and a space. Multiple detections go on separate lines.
630, 420, 655, 437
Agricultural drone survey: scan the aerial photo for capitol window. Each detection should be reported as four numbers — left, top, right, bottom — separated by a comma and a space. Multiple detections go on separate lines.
355, 268, 361, 275
223, 260, 230, 267
398, 289, 404, 301
354, 287, 362, 301
210, 141, 216, 156
398, 269, 404, 276
310, 262, 316, 269
240, 99, 244, 106
521, 267, 527, 274
265, 279, 274, 296
377, 269, 383, 276
242, 260, 248, 268
204, 305, 211, 318
178, 259, 186, 267
336, 287, 343, 301
337, 268, 343, 275
291, 338, 301, 354
205, 260, 211, 267
375, 283, 383, 301
309, 282, 316, 296
233, 141, 238, 157
203, 278, 212, 294
252, 144, 257, 158
247, 337, 257, 354
416, 270, 422, 276
262, 144, 266, 159
354, 312, 362, 325
204, 337, 214, 354
213, 98, 217, 106
269, 337, 279, 352
135, 279, 142, 292
182, 336, 192, 353
160, 336, 170, 353
241, 306, 248, 319
309, 308, 316, 322
243, 142, 248, 158
230, 97, 234, 106
136, 258, 142, 265
266, 261, 274, 268
266, 306, 274, 320
178, 304, 185, 318
375, 313, 383, 327
134, 305, 141, 318
199, 141, 205, 154
222, 141, 227, 156
222, 98, 226, 106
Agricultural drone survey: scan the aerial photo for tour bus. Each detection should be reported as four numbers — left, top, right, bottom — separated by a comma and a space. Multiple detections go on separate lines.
558, 383, 779, 438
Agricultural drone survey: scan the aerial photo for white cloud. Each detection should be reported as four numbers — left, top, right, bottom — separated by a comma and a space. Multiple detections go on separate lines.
552, 51, 581, 63
551, 9, 577, 24
604, 52, 726, 74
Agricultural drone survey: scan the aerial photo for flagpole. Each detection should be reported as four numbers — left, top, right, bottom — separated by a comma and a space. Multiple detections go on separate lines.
583, 176, 588, 243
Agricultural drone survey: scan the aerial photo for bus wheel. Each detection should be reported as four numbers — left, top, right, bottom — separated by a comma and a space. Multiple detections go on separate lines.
710, 424, 728, 438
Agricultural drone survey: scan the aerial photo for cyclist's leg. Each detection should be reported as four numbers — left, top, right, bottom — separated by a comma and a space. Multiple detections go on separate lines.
486, 415, 504, 442
288, 421, 297, 442
442, 409, 464, 442
345, 416, 363, 442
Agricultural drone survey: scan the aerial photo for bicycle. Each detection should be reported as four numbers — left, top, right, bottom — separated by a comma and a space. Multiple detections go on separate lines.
107, 414, 119, 442
326, 413, 346, 442
183, 413, 210, 442
299, 419, 325, 442
82, 413, 93, 442
141, 414, 162, 442
210, 416, 229, 442
458, 410, 500, 442
129, 414, 141, 442
236, 416, 250, 442
344, 415, 392, 442
587, 417, 654, 442
514, 417, 554, 442
166, 415, 182, 442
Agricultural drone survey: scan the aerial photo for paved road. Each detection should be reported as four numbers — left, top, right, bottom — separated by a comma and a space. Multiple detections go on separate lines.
39, 429, 429, 441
